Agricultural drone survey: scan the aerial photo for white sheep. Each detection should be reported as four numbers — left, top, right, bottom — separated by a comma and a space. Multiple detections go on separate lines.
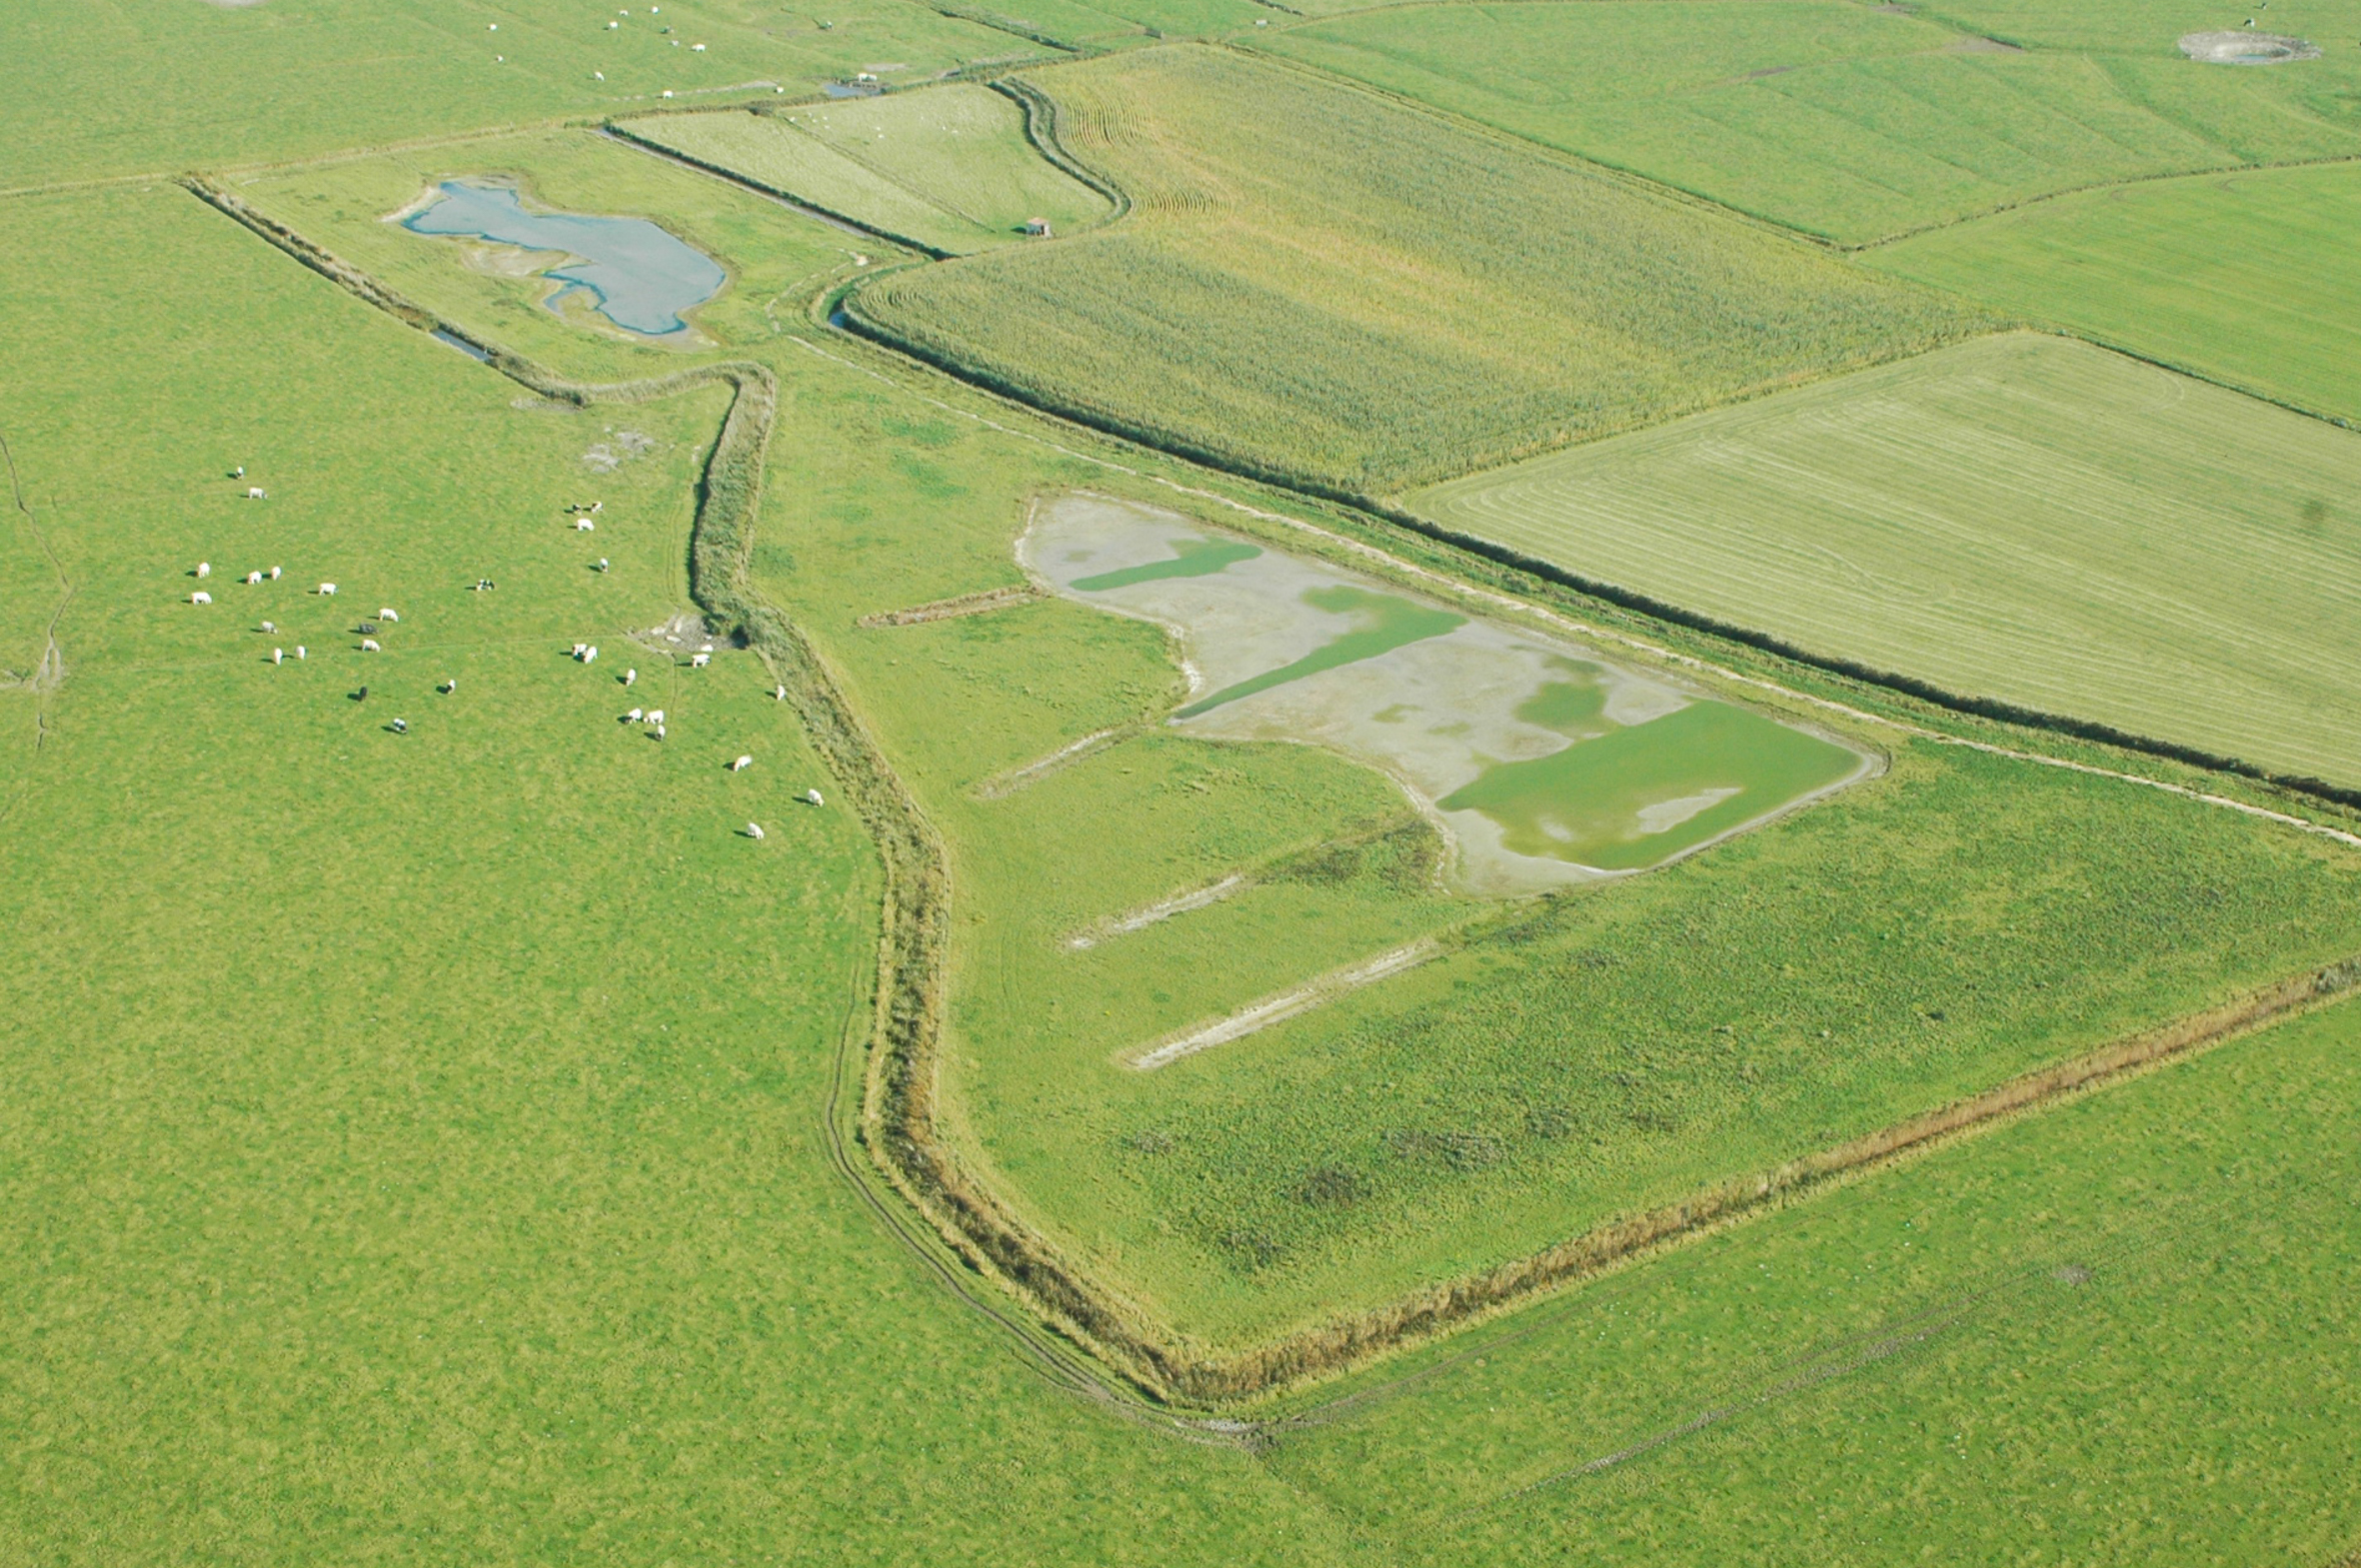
361, 638, 380, 653
272, 648, 284, 665
626, 707, 644, 723
319, 583, 337, 597
247, 488, 266, 500
245, 571, 263, 586
260, 621, 276, 634
441, 679, 457, 694
583, 646, 598, 664
295, 646, 307, 660
731, 755, 752, 772
196, 562, 212, 579
647, 709, 666, 725
268, 566, 282, 581
575, 519, 595, 533
690, 652, 710, 669
378, 608, 400, 623
747, 821, 764, 840
773, 685, 787, 701
191, 591, 212, 605
654, 724, 667, 741
572, 643, 587, 658
623, 668, 637, 687
805, 788, 824, 806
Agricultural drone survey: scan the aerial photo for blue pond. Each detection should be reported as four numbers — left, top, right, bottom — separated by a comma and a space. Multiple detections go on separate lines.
402, 182, 725, 337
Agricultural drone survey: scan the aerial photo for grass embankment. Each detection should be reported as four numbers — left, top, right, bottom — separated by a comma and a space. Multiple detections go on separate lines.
619, 85, 1113, 256
0, 0, 1054, 192
1415, 332, 2361, 795
1252, 0, 2361, 244
845, 44, 1983, 496
1263, 996, 2361, 1564
1869, 159, 2361, 427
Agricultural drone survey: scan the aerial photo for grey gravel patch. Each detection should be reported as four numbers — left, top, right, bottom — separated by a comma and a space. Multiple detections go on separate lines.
2052, 1263, 2093, 1285
2179, 28, 2319, 62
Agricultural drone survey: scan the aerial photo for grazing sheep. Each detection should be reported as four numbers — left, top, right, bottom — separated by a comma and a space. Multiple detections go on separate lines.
361, 638, 380, 653
196, 562, 212, 579
232, 466, 245, 479
269, 566, 282, 581
654, 724, 667, 741
575, 519, 595, 533
295, 646, 307, 660
691, 652, 710, 669
595, 558, 609, 573
592, 502, 604, 514
260, 621, 276, 634
773, 685, 787, 701
247, 488, 266, 500
440, 679, 457, 695
272, 648, 284, 665
647, 709, 666, 725
245, 571, 263, 586
191, 591, 212, 605
622, 668, 638, 687
391, 718, 409, 734
626, 707, 644, 723
731, 755, 752, 772
378, 609, 399, 623
746, 821, 765, 840
583, 646, 598, 664
805, 788, 824, 806
319, 583, 337, 596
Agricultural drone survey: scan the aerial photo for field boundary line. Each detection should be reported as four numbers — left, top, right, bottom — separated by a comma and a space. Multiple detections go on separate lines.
604, 122, 960, 258
856, 583, 1046, 627
778, 326, 2361, 849
0, 431, 73, 747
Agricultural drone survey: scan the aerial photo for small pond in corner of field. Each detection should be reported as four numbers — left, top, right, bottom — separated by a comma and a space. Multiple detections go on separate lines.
1022, 495, 1877, 893
401, 181, 726, 337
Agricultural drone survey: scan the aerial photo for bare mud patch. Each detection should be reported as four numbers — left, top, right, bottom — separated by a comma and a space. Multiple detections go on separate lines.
2180, 29, 2319, 62
1024, 495, 1877, 895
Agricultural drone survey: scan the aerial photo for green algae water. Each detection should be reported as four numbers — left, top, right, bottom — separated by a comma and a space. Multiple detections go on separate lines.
1441, 696, 1861, 870
1072, 536, 1261, 591
1178, 587, 1465, 718
1026, 496, 1876, 891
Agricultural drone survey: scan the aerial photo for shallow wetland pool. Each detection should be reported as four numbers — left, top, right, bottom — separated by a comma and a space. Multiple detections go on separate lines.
1025, 496, 1876, 892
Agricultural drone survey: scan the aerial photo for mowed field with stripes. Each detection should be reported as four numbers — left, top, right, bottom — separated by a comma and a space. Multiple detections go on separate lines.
1413, 331, 2361, 788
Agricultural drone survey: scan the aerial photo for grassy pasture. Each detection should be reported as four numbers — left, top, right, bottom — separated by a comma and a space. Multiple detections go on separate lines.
0, 180, 1380, 1566
1253, 0, 2361, 244
1871, 160, 2361, 427
623, 85, 1112, 254
1262, 996, 2361, 1565
848, 45, 1983, 495
0, 0, 1052, 193
1417, 332, 2361, 791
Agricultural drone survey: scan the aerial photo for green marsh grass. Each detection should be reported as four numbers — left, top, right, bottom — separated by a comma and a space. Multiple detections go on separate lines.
848, 45, 1982, 495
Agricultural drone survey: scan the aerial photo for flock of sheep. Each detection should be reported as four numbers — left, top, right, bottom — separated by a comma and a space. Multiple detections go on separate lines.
188, 479, 822, 842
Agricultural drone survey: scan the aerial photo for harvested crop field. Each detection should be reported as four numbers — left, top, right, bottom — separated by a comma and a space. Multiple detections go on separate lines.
845, 45, 1982, 494
1252, 0, 2361, 243
1868, 160, 2361, 429
1415, 332, 2361, 791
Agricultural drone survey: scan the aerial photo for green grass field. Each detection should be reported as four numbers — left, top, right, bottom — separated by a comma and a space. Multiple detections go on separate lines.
1261, 994, 2361, 1564
1870, 160, 2361, 427
1416, 331, 2361, 790
624, 85, 1112, 254
0, 0, 1054, 193
847, 45, 1983, 494
1252, 0, 2361, 243
15, 9, 2361, 1558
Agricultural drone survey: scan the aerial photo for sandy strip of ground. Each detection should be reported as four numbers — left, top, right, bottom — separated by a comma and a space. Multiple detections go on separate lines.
1130, 937, 1438, 1070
